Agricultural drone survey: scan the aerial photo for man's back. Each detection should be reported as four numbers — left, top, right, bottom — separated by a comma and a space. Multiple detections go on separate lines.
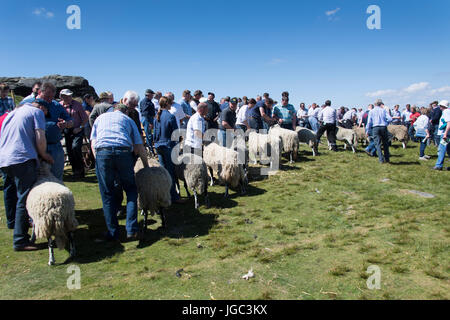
0, 104, 45, 168
89, 102, 113, 127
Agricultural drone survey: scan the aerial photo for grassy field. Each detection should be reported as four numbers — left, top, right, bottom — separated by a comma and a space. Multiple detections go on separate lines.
0, 128, 449, 300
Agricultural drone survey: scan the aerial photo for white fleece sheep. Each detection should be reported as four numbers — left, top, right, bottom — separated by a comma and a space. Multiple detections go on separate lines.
203, 142, 248, 198
353, 126, 369, 146
388, 125, 409, 149
295, 127, 319, 157
248, 131, 282, 166
269, 125, 299, 163
327, 127, 358, 153
174, 153, 210, 209
135, 159, 172, 230
26, 162, 78, 266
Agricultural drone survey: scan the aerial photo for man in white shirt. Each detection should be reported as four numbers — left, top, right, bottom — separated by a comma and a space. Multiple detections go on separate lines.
317, 100, 338, 152
307, 103, 320, 133
165, 92, 186, 129
297, 103, 308, 127
185, 102, 208, 157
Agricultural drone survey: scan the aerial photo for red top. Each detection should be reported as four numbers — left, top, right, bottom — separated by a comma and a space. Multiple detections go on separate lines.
410, 112, 420, 125
60, 99, 88, 128
0, 112, 9, 136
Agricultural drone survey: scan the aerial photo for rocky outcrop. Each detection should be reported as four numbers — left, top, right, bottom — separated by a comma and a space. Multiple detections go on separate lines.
0, 75, 98, 99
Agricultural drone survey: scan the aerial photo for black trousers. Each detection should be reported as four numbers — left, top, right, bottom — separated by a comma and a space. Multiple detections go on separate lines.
64, 130, 85, 176
317, 123, 337, 151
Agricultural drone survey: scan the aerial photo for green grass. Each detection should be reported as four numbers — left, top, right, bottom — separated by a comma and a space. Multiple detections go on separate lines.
0, 139, 449, 300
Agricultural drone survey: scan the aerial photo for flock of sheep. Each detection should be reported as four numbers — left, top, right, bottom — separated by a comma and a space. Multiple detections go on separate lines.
24, 123, 410, 265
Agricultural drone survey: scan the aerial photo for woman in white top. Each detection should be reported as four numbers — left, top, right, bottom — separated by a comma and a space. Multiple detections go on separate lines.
413, 107, 431, 160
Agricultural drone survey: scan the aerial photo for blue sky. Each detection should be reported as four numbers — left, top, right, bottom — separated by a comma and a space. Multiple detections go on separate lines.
1, 0, 449, 109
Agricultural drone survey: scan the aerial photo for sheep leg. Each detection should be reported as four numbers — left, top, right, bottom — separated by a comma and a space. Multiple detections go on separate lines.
402, 142, 406, 149
143, 209, 148, 233
159, 208, 166, 229
351, 145, 356, 153
208, 167, 214, 187
68, 232, 76, 258
30, 224, 36, 244
184, 180, 191, 198
289, 153, 293, 164
224, 184, 229, 198
312, 147, 316, 157
194, 190, 199, 210
48, 238, 55, 266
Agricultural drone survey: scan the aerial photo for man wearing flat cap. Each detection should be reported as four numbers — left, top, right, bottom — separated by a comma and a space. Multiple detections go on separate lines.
139, 89, 156, 155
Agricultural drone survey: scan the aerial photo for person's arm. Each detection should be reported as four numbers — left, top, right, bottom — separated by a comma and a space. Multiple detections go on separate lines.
222, 121, 234, 130
443, 121, 450, 140
35, 129, 54, 164
134, 144, 148, 167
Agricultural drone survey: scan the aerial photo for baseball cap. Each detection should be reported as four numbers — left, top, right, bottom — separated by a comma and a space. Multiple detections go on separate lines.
145, 89, 155, 95
230, 97, 238, 104
60, 89, 73, 97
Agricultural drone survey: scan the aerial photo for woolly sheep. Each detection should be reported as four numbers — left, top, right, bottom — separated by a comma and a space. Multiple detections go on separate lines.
295, 127, 319, 157
26, 162, 78, 266
174, 153, 210, 209
388, 125, 409, 149
135, 159, 172, 231
353, 126, 369, 146
248, 131, 282, 167
327, 127, 358, 153
269, 125, 299, 163
203, 142, 248, 198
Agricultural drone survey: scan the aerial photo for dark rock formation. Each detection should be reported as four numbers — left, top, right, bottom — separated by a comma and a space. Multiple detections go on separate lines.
0, 75, 98, 99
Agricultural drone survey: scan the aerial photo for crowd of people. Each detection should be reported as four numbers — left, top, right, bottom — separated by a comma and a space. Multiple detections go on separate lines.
0, 81, 449, 249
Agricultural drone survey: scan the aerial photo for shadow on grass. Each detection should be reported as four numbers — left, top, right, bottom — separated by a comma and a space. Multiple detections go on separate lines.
72, 209, 125, 264
137, 207, 219, 249
389, 161, 421, 166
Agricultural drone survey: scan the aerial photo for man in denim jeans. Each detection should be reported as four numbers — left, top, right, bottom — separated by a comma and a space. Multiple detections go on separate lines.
366, 99, 392, 164
0, 101, 54, 251
90, 104, 148, 242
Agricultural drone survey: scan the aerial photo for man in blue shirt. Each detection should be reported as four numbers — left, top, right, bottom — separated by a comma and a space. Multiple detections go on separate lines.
21, 82, 73, 180
0, 101, 54, 251
0, 83, 15, 116
91, 104, 148, 242
139, 89, 156, 156
273, 96, 297, 130
366, 99, 392, 164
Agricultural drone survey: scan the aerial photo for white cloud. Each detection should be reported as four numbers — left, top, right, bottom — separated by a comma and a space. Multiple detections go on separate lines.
366, 89, 397, 98
32, 8, 54, 18
325, 8, 341, 16
431, 86, 450, 94
404, 82, 430, 93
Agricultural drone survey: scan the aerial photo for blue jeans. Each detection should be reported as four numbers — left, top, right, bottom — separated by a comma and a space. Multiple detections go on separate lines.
142, 118, 155, 153
373, 126, 390, 163
95, 148, 139, 238
365, 129, 377, 156
435, 137, 450, 169
47, 143, 65, 181
0, 160, 37, 248
156, 145, 180, 202
2, 171, 17, 229
309, 117, 319, 133
417, 136, 427, 157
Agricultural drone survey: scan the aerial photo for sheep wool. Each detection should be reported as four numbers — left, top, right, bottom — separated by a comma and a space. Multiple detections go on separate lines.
26, 163, 78, 250
388, 125, 409, 148
248, 132, 282, 164
295, 127, 318, 156
135, 165, 172, 215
